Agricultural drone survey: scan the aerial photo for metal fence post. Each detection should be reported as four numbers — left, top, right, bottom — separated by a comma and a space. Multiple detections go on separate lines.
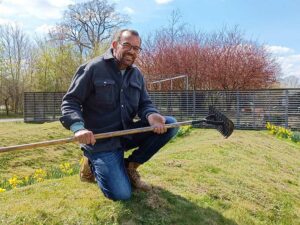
193, 89, 196, 119
33, 92, 36, 121
236, 91, 240, 128
285, 89, 289, 128
252, 93, 256, 128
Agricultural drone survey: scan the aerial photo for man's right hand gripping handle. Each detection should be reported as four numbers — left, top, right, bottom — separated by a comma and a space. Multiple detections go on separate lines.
74, 129, 96, 145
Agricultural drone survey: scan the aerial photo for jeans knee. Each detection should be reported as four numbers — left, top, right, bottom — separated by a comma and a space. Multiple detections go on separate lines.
100, 183, 132, 201
105, 190, 132, 201
165, 116, 177, 124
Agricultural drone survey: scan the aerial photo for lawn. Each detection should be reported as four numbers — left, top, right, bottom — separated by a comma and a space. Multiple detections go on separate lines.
0, 121, 299, 225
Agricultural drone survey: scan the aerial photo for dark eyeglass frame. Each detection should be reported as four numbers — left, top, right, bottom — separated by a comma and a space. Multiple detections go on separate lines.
118, 42, 142, 53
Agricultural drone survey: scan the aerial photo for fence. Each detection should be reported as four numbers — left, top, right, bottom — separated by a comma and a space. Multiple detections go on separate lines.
24, 92, 65, 122
24, 89, 300, 130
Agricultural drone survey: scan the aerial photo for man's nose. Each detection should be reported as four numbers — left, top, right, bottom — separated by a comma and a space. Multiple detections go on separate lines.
128, 47, 137, 55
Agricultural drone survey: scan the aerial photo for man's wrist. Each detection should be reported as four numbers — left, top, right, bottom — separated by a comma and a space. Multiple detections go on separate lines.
146, 112, 160, 120
146, 112, 154, 119
70, 121, 85, 133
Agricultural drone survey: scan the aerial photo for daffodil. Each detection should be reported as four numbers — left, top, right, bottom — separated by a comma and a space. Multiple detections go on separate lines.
33, 169, 47, 182
8, 175, 22, 188
60, 162, 74, 175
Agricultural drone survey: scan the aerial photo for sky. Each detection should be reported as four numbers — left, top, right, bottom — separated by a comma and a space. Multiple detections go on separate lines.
0, 0, 299, 79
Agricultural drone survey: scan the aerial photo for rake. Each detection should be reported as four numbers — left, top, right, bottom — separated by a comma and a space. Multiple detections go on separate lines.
0, 106, 234, 153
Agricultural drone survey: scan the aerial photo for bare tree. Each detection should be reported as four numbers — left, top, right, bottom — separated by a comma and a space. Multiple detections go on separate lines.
281, 76, 300, 88
0, 24, 31, 114
139, 19, 280, 91
138, 10, 187, 84
0, 43, 10, 115
50, 0, 129, 59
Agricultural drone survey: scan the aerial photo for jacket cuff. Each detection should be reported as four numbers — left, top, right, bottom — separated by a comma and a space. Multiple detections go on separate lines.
70, 121, 85, 133
146, 112, 161, 120
142, 109, 159, 122
59, 112, 84, 130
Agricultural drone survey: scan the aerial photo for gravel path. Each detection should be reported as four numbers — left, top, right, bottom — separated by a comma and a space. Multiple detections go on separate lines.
0, 118, 23, 122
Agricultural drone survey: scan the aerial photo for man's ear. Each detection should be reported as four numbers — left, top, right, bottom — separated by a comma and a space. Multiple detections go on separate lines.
112, 41, 118, 49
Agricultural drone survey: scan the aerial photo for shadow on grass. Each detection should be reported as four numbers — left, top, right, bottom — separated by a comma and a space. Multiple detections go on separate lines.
119, 186, 237, 225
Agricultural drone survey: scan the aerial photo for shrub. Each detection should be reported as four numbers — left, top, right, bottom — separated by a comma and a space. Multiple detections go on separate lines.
291, 132, 300, 143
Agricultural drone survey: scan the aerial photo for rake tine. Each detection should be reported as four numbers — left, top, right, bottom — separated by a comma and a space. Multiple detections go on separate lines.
207, 106, 234, 138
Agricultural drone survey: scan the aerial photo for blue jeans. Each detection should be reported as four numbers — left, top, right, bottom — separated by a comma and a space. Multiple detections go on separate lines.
83, 116, 178, 201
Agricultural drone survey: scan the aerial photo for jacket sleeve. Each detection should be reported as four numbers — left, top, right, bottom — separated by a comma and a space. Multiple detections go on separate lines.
137, 76, 160, 122
60, 63, 93, 130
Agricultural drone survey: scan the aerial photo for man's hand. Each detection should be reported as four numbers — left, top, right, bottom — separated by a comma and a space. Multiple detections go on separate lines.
147, 113, 167, 134
74, 129, 96, 145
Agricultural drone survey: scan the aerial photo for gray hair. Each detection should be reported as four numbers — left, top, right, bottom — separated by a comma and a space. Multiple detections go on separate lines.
113, 29, 141, 44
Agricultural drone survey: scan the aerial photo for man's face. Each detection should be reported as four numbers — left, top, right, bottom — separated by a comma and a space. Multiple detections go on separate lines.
112, 31, 141, 70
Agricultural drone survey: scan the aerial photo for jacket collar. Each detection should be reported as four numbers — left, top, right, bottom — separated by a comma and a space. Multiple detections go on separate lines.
103, 48, 115, 60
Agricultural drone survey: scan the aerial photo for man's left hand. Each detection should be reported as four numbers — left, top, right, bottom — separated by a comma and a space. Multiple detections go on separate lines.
147, 113, 167, 134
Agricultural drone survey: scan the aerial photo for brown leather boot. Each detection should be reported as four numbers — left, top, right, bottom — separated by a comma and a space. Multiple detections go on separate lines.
126, 162, 152, 191
80, 156, 96, 183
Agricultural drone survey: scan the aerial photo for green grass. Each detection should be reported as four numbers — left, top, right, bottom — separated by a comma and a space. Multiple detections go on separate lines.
0, 112, 23, 118
0, 122, 299, 225
0, 122, 81, 180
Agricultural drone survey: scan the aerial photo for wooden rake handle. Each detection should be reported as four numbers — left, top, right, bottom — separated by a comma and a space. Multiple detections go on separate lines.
0, 121, 194, 153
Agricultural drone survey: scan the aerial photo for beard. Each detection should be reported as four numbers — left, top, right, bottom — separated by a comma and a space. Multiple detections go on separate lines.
120, 53, 135, 66
113, 50, 136, 69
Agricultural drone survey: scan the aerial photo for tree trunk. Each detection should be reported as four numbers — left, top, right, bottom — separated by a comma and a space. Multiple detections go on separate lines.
4, 98, 9, 116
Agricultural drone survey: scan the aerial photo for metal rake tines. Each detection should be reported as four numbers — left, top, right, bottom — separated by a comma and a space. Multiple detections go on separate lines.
208, 106, 234, 138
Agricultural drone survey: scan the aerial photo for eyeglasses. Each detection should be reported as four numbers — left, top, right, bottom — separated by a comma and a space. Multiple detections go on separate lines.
118, 42, 142, 53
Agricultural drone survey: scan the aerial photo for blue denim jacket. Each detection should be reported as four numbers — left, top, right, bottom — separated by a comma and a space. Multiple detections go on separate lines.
60, 49, 159, 152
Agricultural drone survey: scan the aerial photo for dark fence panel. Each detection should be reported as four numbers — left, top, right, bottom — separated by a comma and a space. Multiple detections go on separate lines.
24, 92, 65, 122
149, 89, 300, 130
24, 89, 300, 130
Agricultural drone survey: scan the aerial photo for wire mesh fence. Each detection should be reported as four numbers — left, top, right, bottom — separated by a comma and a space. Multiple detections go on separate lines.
24, 92, 65, 123
24, 89, 300, 130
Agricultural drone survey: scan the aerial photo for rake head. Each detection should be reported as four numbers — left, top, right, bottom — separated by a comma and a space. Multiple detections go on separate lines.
204, 106, 234, 138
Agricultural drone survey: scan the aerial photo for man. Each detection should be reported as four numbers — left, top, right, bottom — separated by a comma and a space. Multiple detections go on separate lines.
60, 29, 178, 201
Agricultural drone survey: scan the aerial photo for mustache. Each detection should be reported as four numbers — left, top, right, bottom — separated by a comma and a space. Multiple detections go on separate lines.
124, 52, 135, 57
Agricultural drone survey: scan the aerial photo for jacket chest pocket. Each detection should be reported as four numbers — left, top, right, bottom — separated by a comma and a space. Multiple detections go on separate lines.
94, 79, 116, 108
128, 80, 141, 110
